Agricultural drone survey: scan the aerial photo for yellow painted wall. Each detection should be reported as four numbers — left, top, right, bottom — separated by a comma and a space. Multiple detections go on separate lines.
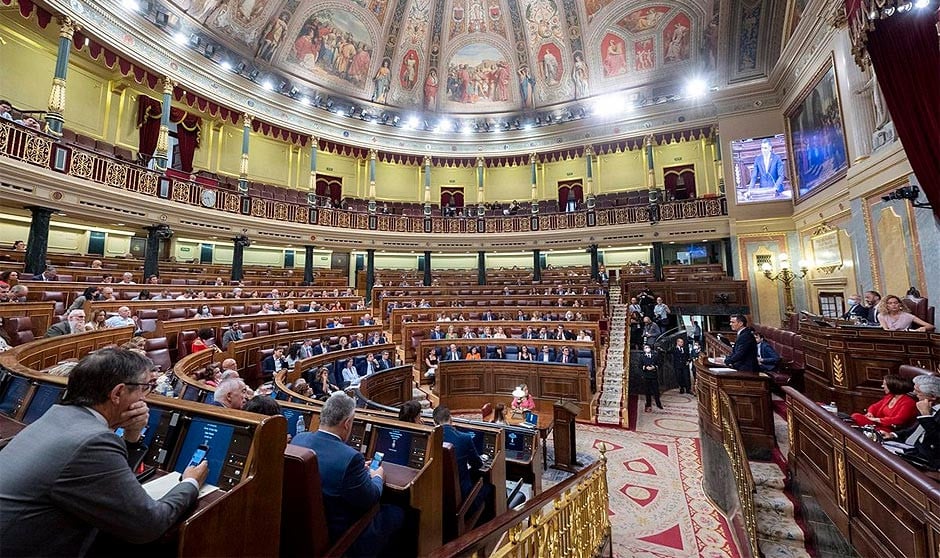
377, 162, 421, 200
248, 133, 292, 186
0, 17, 57, 115
601, 247, 652, 266
484, 166, 531, 202
541, 157, 582, 199
373, 254, 419, 269
433, 255, 477, 269
317, 150, 360, 195
597, 149, 646, 192
435, 166, 476, 201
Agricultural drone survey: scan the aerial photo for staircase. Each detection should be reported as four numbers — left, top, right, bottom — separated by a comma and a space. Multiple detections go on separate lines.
595, 285, 627, 426
750, 461, 812, 557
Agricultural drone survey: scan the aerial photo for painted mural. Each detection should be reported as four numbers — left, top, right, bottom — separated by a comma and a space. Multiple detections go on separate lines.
287, 10, 374, 88
634, 38, 654, 72
738, 0, 761, 72
600, 33, 627, 77
662, 13, 691, 63
449, 0, 506, 39
443, 43, 514, 105
400, 50, 420, 90
537, 43, 563, 85
583, 0, 618, 22
206, 0, 281, 48
616, 6, 670, 33
524, 0, 564, 40
571, 52, 589, 98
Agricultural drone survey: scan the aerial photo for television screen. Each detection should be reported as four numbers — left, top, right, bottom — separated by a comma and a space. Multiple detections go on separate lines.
730, 134, 793, 204
371, 427, 413, 466
173, 418, 236, 486
21, 384, 65, 424
505, 430, 526, 452
0, 375, 30, 417
142, 408, 164, 448
180, 385, 201, 402
455, 426, 486, 456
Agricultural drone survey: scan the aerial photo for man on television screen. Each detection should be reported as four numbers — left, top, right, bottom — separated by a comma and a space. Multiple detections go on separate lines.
748, 139, 786, 198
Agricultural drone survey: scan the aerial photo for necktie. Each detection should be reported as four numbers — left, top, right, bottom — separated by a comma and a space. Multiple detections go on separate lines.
906, 425, 925, 446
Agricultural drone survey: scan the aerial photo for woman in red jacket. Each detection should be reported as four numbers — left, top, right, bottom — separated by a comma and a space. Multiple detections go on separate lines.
850, 374, 918, 433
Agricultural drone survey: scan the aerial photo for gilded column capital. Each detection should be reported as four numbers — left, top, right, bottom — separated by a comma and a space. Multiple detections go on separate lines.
310, 135, 318, 149
162, 77, 176, 96
57, 17, 77, 40
583, 145, 595, 157
423, 155, 432, 167
369, 148, 378, 161
476, 156, 485, 168
242, 113, 253, 127
529, 153, 538, 165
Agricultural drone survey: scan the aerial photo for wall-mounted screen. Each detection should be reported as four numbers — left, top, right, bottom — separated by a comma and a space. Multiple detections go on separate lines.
730, 134, 792, 204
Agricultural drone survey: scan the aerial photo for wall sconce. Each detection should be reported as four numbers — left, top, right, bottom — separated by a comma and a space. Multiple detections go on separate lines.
761, 253, 809, 314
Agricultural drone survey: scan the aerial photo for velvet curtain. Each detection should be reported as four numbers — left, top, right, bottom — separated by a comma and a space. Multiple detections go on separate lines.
137, 96, 161, 163
863, 6, 940, 219
315, 175, 342, 205
557, 181, 583, 211
137, 96, 202, 172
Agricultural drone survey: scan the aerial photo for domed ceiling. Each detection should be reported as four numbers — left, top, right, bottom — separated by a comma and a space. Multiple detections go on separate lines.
146, 0, 757, 117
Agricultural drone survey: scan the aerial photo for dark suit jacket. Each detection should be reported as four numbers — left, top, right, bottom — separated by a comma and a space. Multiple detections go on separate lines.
725, 327, 760, 372
376, 358, 393, 370
313, 344, 330, 355
290, 430, 383, 542
756, 341, 780, 371
444, 349, 462, 361
44, 321, 74, 338
749, 152, 786, 192
0, 405, 197, 556
894, 407, 940, 469
357, 360, 378, 377
442, 425, 482, 500
842, 303, 869, 320
555, 353, 575, 364
262, 355, 288, 376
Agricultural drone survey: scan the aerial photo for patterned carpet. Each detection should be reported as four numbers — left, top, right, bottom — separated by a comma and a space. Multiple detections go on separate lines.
545, 390, 742, 558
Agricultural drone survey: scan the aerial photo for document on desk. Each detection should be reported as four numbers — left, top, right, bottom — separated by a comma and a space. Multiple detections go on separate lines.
883, 441, 914, 455
143, 474, 219, 500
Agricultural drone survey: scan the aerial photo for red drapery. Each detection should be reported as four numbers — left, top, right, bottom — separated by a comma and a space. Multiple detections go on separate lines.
137, 96, 202, 172
557, 181, 583, 211
663, 165, 696, 200
315, 175, 342, 205
849, 2, 940, 219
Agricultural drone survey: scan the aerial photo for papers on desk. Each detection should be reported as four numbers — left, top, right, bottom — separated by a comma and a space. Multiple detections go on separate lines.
143, 474, 219, 500
708, 357, 725, 365
883, 441, 914, 455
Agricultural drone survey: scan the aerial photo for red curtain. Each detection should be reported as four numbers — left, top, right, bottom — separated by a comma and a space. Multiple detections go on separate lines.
557, 180, 583, 211
863, 7, 940, 219
663, 165, 696, 199
315, 175, 342, 205
136, 96, 161, 161
176, 126, 198, 172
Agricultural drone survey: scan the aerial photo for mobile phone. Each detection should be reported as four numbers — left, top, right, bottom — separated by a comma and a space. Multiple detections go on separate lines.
370, 452, 384, 471
188, 444, 209, 469
115, 427, 125, 438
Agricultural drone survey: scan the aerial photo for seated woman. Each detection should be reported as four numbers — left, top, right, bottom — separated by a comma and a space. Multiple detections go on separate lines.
511, 384, 536, 412
491, 346, 507, 359
424, 348, 439, 381
492, 403, 507, 425
466, 346, 482, 360
311, 366, 339, 400
518, 347, 534, 361
850, 374, 917, 433
190, 328, 215, 353
878, 295, 935, 332
398, 399, 423, 424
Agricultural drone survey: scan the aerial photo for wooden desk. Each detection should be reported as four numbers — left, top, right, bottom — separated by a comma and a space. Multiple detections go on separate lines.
437, 360, 592, 422
784, 386, 940, 558
800, 324, 940, 413
694, 357, 774, 458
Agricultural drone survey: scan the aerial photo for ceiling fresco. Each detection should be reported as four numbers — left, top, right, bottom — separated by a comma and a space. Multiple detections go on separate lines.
141, 0, 768, 117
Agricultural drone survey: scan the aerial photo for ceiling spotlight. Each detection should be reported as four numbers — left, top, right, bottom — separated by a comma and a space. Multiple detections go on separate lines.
288, 86, 299, 97
392, 115, 400, 126
234, 62, 246, 74
380, 112, 390, 124
575, 107, 585, 118
173, 32, 187, 45
403, 116, 418, 130
220, 60, 232, 71
482, 121, 491, 132
461, 122, 474, 134
300, 96, 311, 106
914, 0, 928, 7
154, 11, 169, 26
545, 114, 553, 123
436, 118, 451, 131
262, 80, 274, 91
189, 34, 202, 47
685, 78, 709, 98
325, 97, 334, 109
203, 44, 217, 58
121, 0, 140, 10
523, 123, 533, 131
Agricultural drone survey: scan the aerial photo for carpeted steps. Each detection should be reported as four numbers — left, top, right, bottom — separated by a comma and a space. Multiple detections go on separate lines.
750, 436, 812, 557
595, 286, 627, 426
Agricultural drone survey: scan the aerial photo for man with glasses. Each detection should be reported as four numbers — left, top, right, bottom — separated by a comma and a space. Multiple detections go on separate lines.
44, 309, 86, 337
0, 348, 208, 556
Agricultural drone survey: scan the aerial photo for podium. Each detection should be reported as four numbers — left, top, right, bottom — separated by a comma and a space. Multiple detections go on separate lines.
552, 400, 582, 472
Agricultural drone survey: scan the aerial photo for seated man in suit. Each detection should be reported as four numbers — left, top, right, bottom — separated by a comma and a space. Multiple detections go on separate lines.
357, 353, 379, 377
313, 339, 331, 355
841, 294, 869, 321
261, 347, 290, 381
376, 350, 394, 371
433, 406, 492, 520
45, 309, 86, 337
538, 345, 554, 363
555, 346, 575, 364
221, 320, 244, 349
359, 314, 375, 326
0, 349, 208, 556
723, 314, 760, 372
886, 375, 940, 469
444, 343, 462, 361
213, 377, 248, 410
291, 393, 404, 556
754, 332, 780, 372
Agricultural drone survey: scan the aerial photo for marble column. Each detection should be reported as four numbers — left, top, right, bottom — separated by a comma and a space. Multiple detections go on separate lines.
530, 153, 539, 214
423, 155, 432, 215
303, 245, 315, 285
238, 114, 252, 194
477, 251, 486, 285
153, 77, 175, 172
652, 242, 664, 281
423, 251, 432, 287
366, 249, 375, 303
532, 249, 541, 282
231, 239, 246, 282
476, 157, 485, 216
368, 149, 377, 214
584, 145, 596, 209
44, 17, 76, 136
589, 244, 599, 280
307, 136, 318, 206
24, 206, 55, 275
142, 225, 166, 280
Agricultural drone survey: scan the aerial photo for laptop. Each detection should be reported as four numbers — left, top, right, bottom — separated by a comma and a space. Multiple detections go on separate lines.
522, 411, 538, 427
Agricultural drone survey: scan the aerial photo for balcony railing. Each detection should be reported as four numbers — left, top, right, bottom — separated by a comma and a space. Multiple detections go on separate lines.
1, 120, 728, 232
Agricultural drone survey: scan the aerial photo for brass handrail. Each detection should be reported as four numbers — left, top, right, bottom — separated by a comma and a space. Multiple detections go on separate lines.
428, 446, 611, 558
717, 390, 760, 555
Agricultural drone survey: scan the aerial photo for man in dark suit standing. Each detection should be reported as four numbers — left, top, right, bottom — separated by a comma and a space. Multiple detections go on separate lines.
724, 314, 760, 372
0, 349, 207, 556
747, 138, 786, 197
291, 393, 404, 556
433, 406, 491, 518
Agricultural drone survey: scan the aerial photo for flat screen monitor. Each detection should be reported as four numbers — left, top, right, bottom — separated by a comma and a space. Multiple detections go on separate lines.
523, 411, 538, 426
730, 134, 792, 204
281, 407, 312, 438
142, 408, 164, 448
180, 385, 201, 402
0, 375, 31, 417
455, 426, 486, 456
21, 384, 65, 424
371, 427, 414, 466
505, 430, 527, 453
173, 417, 236, 486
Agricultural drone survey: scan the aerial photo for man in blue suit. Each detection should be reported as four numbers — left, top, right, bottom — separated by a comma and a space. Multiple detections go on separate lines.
291, 393, 404, 557
433, 406, 492, 519
724, 314, 760, 372
754, 332, 780, 372
747, 139, 787, 197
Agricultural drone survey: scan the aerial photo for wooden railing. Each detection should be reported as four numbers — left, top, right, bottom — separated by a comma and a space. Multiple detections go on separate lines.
427, 446, 611, 558
0, 120, 728, 234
